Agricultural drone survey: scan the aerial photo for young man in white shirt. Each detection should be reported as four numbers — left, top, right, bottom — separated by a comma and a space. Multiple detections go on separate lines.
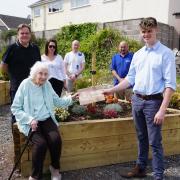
64, 40, 85, 92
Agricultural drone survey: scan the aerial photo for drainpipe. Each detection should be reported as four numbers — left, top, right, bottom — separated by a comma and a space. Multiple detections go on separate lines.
43, 4, 46, 39
121, 0, 124, 20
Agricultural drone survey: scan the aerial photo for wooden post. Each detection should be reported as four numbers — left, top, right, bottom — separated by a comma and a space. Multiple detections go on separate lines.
91, 52, 96, 87
91, 52, 96, 106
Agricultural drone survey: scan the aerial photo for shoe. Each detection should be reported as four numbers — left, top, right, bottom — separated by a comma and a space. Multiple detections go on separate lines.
29, 176, 37, 180
120, 165, 146, 178
49, 165, 62, 180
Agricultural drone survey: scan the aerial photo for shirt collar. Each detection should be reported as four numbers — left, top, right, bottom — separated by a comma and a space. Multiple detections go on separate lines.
145, 41, 160, 51
16, 41, 31, 48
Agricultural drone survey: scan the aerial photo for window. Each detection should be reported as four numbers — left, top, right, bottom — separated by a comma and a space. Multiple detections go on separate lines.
34, 7, 41, 17
71, 0, 90, 8
103, 0, 116, 2
49, 0, 63, 13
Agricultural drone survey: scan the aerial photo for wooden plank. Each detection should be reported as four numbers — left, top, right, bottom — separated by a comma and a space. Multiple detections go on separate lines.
0, 81, 6, 106
60, 148, 138, 171
20, 141, 180, 177
61, 128, 180, 156
60, 116, 180, 140
5, 81, 10, 104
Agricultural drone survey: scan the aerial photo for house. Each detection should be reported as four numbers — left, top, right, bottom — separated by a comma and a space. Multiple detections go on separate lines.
29, 0, 180, 48
0, 14, 31, 31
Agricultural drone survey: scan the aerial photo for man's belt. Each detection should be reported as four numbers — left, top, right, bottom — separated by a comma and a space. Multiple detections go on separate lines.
135, 93, 163, 100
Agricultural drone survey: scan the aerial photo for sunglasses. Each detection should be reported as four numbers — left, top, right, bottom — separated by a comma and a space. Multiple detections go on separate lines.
48, 45, 56, 49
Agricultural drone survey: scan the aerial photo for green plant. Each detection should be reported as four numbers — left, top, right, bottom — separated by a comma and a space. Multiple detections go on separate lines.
31, 33, 46, 54
54, 107, 70, 122
0, 46, 9, 80
71, 105, 87, 115
103, 109, 118, 118
177, 76, 180, 85
74, 77, 92, 91
104, 103, 123, 113
55, 23, 98, 57
169, 92, 180, 110
1, 30, 17, 41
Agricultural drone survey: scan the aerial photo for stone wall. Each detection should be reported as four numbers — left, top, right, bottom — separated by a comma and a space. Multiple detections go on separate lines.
32, 18, 180, 75
104, 18, 175, 49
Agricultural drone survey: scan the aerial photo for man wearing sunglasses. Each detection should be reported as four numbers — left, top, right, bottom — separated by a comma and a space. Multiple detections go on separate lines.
0, 24, 41, 172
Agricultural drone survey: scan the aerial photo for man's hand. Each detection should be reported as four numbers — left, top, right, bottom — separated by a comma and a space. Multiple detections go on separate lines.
69, 74, 76, 81
30, 120, 38, 131
154, 110, 166, 125
102, 88, 114, 96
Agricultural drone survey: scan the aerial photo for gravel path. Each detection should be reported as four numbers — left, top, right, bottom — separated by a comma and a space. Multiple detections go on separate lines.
0, 105, 180, 180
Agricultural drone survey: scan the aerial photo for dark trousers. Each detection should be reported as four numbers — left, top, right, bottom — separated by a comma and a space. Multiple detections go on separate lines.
49, 78, 64, 97
30, 118, 62, 179
132, 94, 164, 179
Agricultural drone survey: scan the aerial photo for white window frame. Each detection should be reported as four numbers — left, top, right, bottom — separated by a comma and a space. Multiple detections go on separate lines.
48, 0, 63, 13
103, 0, 117, 3
71, 0, 90, 9
34, 7, 41, 17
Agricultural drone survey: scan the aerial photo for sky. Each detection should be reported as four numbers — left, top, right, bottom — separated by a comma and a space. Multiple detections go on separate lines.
0, 0, 38, 18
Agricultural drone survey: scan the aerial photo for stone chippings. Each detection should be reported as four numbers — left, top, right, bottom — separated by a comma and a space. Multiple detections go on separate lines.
0, 105, 180, 180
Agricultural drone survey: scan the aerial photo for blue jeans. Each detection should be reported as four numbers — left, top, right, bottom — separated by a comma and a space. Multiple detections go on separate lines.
132, 94, 164, 179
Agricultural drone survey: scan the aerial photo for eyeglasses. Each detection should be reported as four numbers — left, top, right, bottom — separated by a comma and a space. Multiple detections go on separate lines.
48, 45, 56, 49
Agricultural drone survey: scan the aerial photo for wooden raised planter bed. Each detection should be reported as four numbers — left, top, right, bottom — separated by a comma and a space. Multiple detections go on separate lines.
0, 80, 10, 105
18, 108, 180, 177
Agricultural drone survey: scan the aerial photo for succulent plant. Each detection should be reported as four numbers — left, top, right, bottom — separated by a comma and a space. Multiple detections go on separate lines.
103, 103, 123, 113
54, 107, 70, 122
103, 109, 118, 118
71, 105, 87, 115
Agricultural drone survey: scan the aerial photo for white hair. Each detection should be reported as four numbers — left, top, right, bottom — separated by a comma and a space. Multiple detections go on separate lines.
72, 40, 80, 45
29, 61, 49, 80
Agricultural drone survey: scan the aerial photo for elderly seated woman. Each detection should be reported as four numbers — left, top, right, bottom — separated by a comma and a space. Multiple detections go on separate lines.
11, 61, 77, 180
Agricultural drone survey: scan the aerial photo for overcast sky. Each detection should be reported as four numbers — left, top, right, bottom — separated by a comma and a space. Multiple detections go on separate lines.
0, 0, 38, 18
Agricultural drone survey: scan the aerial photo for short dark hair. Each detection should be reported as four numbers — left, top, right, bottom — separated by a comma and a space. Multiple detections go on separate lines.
17, 24, 31, 32
139, 17, 158, 29
45, 39, 57, 55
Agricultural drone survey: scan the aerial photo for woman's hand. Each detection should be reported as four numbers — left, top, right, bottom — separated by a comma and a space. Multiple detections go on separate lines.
30, 120, 38, 132
71, 92, 79, 100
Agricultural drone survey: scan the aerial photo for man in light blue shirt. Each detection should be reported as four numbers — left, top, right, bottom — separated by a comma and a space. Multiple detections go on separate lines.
104, 17, 176, 180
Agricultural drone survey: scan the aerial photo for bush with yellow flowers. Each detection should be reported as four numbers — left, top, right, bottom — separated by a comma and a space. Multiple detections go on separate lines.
54, 107, 70, 122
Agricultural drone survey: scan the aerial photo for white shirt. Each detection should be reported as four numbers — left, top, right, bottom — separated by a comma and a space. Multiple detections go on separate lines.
41, 54, 66, 81
64, 51, 85, 78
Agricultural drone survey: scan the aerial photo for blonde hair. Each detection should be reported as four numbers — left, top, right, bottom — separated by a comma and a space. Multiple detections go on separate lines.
29, 61, 49, 80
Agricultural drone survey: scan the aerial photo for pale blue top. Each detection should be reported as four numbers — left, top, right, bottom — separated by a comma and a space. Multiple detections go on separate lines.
11, 78, 72, 136
30, 80, 50, 121
126, 41, 176, 95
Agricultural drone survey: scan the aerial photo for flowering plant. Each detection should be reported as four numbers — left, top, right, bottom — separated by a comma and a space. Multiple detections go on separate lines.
54, 107, 70, 122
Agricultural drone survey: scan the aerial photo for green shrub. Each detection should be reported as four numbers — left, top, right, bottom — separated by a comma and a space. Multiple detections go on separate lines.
55, 23, 98, 57
74, 77, 92, 91
0, 46, 9, 80
104, 103, 123, 113
71, 105, 87, 115
1, 30, 17, 41
169, 92, 180, 110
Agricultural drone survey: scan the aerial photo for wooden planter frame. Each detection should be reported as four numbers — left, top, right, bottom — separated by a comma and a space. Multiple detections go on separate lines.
18, 108, 180, 177
0, 80, 10, 106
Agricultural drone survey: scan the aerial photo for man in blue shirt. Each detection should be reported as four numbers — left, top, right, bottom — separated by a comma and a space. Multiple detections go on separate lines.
104, 17, 176, 180
111, 41, 133, 100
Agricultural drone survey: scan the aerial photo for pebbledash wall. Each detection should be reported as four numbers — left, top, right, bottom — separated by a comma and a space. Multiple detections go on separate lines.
33, 18, 180, 75
34, 18, 177, 49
